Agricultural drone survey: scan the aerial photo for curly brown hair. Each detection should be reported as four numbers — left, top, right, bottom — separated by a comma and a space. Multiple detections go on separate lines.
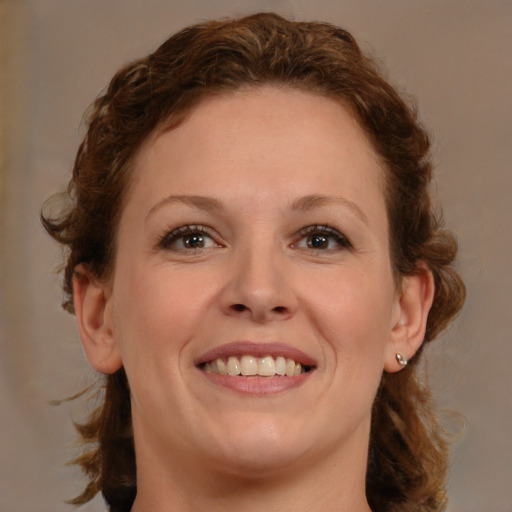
41, 12, 465, 512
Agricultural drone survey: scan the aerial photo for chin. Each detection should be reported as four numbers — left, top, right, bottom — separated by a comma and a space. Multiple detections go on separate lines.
205, 417, 312, 478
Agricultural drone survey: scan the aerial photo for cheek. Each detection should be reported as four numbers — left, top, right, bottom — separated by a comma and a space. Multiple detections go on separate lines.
303, 266, 395, 361
109, 269, 203, 414
293, 267, 396, 439
111, 263, 219, 363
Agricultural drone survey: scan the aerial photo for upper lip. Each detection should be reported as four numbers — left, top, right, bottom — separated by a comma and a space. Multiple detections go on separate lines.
194, 341, 317, 367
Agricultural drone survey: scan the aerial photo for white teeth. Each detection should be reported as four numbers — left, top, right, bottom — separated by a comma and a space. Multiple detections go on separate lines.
258, 356, 276, 377
227, 356, 241, 376
216, 358, 228, 375
275, 356, 286, 375
204, 355, 309, 377
240, 355, 258, 375
285, 358, 296, 377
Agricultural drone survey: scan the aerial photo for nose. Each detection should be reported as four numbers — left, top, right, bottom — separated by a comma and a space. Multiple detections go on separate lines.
220, 245, 298, 323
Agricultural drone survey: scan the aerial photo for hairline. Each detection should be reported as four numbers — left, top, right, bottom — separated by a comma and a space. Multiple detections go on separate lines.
104, 82, 401, 289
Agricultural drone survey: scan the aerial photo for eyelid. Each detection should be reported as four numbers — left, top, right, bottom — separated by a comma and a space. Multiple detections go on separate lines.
156, 223, 351, 252
293, 224, 353, 250
157, 224, 222, 250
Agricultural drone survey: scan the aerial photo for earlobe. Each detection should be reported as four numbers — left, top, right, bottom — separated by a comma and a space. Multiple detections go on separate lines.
73, 264, 123, 374
384, 267, 435, 373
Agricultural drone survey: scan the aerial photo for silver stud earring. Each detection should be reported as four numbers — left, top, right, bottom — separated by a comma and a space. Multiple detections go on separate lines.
396, 353, 408, 367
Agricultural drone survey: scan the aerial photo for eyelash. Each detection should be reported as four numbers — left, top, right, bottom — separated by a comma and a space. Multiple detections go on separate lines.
157, 224, 352, 253
158, 225, 219, 251
294, 224, 352, 251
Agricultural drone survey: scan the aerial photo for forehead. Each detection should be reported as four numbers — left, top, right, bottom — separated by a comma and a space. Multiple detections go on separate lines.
117, 86, 391, 273
131, 86, 385, 199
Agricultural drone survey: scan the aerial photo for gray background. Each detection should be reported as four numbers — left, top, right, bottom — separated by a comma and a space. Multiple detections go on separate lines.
1, 1, 511, 511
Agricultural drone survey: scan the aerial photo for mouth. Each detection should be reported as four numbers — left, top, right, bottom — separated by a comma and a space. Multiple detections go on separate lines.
200, 355, 313, 377
194, 342, 316, 394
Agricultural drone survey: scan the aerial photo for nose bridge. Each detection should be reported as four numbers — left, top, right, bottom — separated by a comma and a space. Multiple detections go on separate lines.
243, 240, 282, 298
223, 231, 296, 321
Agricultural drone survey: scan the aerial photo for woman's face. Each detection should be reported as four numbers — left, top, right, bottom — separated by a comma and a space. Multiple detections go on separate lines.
86, 87, 417, 480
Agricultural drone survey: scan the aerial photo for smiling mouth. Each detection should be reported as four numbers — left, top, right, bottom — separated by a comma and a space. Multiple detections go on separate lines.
199, 355, 314, 377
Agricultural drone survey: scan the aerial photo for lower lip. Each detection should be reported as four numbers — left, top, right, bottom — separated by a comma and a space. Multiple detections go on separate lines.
199, 371, 313, 395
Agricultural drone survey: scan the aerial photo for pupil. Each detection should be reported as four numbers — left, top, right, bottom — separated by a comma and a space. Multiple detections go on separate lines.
309, 235, 327, 249
185, 234, 204, 248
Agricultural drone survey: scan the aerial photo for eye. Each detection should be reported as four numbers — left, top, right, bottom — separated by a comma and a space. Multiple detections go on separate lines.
294, 225, 352, 251
158, 225, 220, 251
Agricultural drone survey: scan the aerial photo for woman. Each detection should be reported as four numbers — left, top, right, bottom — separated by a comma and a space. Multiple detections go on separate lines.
42, 12, 465, 512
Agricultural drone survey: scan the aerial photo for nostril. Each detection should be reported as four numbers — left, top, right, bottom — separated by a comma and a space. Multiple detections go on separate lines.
228, 303, 289, 317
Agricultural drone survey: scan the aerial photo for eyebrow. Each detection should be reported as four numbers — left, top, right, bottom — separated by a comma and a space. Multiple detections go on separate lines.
145, 193, 369, 225
145, 195, 223, 221
291, 194, 369, 225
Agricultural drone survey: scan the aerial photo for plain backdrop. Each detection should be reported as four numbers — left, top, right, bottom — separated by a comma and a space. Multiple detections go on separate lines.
1, 1, 511, 511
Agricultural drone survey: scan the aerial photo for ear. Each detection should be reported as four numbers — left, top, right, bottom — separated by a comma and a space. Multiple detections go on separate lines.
384, 267, 435, 373
73, 264, 123, 374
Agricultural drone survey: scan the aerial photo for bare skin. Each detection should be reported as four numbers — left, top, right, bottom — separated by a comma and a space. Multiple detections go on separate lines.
74, 87, 433, 511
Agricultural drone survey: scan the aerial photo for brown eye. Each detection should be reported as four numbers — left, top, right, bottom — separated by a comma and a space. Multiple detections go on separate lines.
307, 234, 329, 249
295, 225, 352, 252
183, 233, 206, 248
159, 225, 220, 251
